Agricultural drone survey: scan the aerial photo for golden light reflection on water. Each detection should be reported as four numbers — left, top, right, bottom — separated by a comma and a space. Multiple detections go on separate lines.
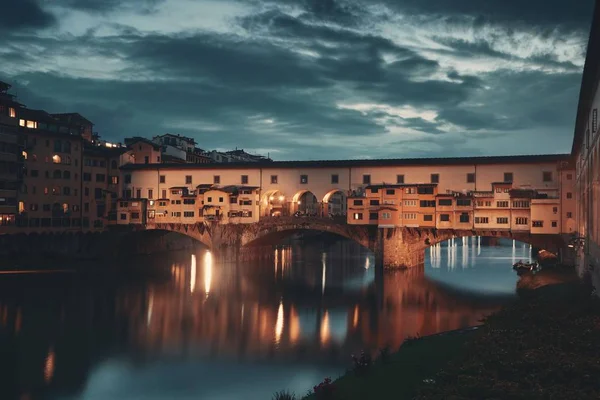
289, 306, 300, 345
190, 254, 197, 294
44, 348, 55, 384
320, 311, 330, 347
204, 251, 213, 298
352, 305, 359, 329
275, 300, 284, 345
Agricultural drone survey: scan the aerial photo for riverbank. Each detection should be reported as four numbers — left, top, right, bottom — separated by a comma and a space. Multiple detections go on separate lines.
294, 267, 597, 400
414, 279, 600, 399
297, 327, 478, 400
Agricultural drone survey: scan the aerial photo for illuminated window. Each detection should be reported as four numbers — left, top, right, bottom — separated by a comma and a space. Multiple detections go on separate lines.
26, 120, 37, 129
62, 203, 69, 213
9, 107, 16, 118
353, 213, 363, 220
52, 155, 61, 164
18, 201, 25, 213
44, 187, 49, 195
19, 119, 25, 127
22, 151, 27, 160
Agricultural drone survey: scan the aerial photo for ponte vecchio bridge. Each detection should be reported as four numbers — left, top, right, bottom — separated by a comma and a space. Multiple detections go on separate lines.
117, 154, 575, 269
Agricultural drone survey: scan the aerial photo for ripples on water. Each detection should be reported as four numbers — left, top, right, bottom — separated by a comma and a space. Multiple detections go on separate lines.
0, 237, 530, 400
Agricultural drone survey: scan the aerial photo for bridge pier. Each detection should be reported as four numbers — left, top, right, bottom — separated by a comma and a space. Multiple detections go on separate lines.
378, 228, 426, 269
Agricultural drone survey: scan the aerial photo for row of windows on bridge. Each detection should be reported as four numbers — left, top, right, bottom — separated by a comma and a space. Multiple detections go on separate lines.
121, 210, 254, 221
354, 199, 537, 208
128, 171, 564, 186
352, 212, 557, 227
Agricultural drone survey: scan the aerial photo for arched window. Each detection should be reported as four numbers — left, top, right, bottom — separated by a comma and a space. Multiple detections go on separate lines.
63, 170, 71, 179
53, 170, 62, 179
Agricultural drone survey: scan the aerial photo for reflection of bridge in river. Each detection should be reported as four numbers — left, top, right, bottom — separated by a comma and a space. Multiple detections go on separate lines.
123, 248, 506, 363
0, 243, 513, 398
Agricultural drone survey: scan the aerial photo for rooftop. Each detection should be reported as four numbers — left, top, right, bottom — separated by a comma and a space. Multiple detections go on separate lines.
124, 136, 161, 151
51, 113, 94, 126
120, 153, 571, 171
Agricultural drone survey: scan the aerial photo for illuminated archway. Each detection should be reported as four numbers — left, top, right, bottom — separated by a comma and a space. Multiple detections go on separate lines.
261, 189, 288, 217
322, 189, 347, 217
292, 190, 319, 216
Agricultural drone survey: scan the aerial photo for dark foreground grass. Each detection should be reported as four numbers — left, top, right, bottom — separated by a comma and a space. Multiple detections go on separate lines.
301, 329, 476, 400
415, 282, 600, 400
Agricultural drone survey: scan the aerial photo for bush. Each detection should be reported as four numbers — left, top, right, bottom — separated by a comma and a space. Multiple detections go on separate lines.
272, 390, 296, 400
351, 350, 372, 375
313, 377, 335, 400
379, 346, 391, 364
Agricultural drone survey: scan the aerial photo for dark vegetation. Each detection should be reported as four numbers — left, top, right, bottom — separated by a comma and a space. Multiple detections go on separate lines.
415, 282, 600, 399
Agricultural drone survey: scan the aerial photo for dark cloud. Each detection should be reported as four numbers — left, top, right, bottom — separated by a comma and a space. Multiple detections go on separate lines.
384, 0, 595, 30
125, 33, 330, 89
52, 0, 164, 13
0, 0, 55, 31
0, 0, 590, 159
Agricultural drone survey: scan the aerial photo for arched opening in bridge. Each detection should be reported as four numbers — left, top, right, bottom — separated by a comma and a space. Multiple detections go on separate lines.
322, 189, 347, 219
292, 190, 319, 216
261, 189, 288, 217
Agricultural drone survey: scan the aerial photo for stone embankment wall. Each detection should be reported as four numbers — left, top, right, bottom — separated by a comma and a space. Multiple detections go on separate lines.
0, 230, 199, 263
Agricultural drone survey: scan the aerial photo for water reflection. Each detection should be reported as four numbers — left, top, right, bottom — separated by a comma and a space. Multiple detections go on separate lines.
0, 238, 520, 400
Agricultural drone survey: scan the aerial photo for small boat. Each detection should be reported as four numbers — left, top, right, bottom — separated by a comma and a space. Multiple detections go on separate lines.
512, 260, 539, 272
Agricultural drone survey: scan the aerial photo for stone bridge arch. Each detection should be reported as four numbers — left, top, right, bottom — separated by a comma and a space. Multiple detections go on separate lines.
145, 222, 213, 249
211, 217, 377, 250
322, 189, 347, 217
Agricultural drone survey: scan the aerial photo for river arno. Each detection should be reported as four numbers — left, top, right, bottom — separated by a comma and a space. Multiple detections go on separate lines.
0, 237, 533, 400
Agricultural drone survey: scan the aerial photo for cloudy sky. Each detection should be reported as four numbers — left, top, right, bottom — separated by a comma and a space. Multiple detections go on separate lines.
0, 0, 595, 160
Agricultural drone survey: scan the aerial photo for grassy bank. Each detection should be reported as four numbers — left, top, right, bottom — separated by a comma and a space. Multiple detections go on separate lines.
298, 328, 477, 400
414, 281, 600, 399
286, 269, 598, 400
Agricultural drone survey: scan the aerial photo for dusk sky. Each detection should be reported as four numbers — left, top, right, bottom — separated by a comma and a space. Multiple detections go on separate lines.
0, 0, 595, 160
